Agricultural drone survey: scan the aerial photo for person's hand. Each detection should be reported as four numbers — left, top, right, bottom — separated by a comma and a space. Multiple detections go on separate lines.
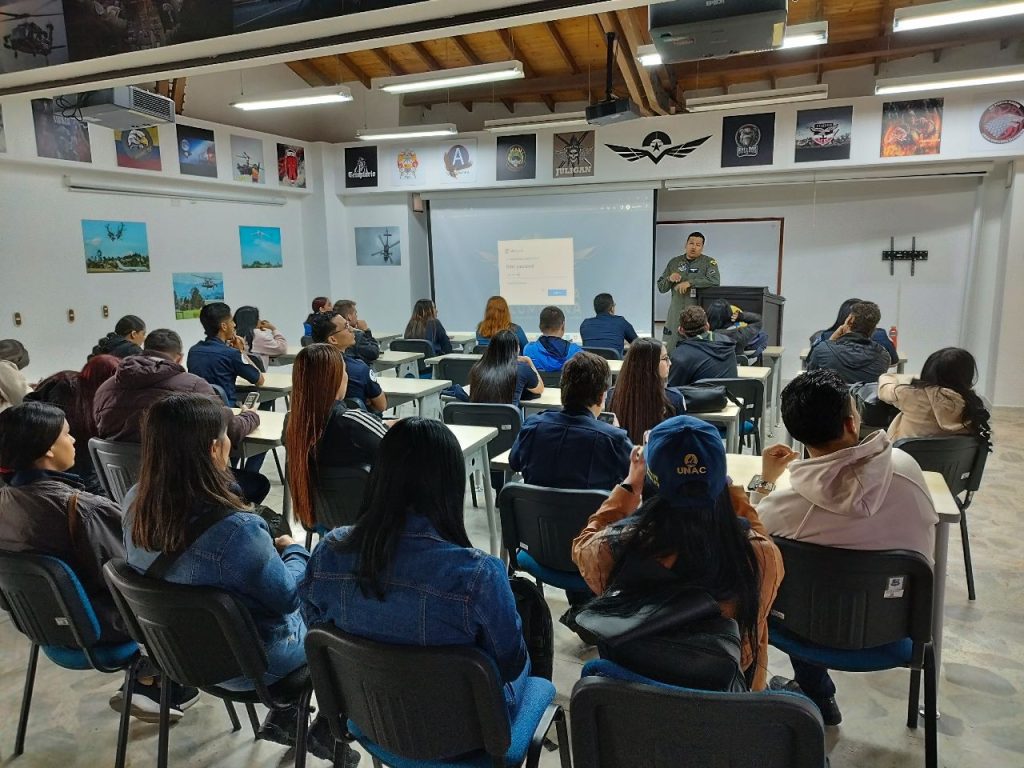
761, 444, 799, 484
356, 319, 369, 331
626, 445, 647, 488
274, 535, 297, 552
830, 315, 854, 341
383, 418, 399, 428
676, 281, 691, 294
668, 272, 682, 283
231, 335, 247, 351
258, 320, 276, 331
518, 355, 536, 369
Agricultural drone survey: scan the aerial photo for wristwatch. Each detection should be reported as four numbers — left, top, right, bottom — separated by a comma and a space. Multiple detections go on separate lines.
752, 479, 776, 494
619, 482, 635, 494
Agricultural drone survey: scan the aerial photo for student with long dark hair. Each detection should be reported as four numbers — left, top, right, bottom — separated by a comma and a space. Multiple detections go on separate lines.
233, 305, 288, 369
300, 418, 530, 724
810, 297, 896, 363
404, 298, 453, 355
475, 295, 529, 350
285, 344, 388, 531
573, 416, 783, 690
303, 296, 331, 337
468, 329, 543, 407
879, 347, 992, 446
606, 338, 683, 444
92, 315, 146, 359
123, 394, 309, 745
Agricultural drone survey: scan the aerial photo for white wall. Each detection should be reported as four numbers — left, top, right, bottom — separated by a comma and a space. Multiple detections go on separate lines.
992, 161, 1024, 406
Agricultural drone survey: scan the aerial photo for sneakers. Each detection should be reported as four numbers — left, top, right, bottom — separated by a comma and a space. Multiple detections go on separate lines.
109, 680, 183, 724
171, 682, 201, 711
307, 716, 361, 766
258, 705, 299, 747
769, 676, 843, 726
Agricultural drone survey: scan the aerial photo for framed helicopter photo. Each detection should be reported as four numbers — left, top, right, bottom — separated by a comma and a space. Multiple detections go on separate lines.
354, 226, 401, 267
81, 220, 150, 274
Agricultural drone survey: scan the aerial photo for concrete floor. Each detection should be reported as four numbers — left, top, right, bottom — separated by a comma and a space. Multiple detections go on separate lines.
1, 408, 1021, 767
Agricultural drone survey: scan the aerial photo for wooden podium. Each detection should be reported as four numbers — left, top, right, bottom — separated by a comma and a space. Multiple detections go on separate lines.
699, 287, 785, 346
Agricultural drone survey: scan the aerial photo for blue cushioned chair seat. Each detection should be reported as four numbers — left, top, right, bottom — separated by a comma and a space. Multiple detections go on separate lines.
348, 676, 556, 768
42, 641, 139, 671
770, 626, 913, 672
515, 552, 590, 593
741, 420, 756, 435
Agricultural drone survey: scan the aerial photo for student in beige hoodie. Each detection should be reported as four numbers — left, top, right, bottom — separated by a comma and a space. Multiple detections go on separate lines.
0, 339, 31, 413
878, 347, 992, 445
749, 369, 939, 726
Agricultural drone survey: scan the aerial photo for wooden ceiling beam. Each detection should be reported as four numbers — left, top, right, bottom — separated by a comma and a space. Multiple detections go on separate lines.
545, 21, 580, 74
596, 12, 652, 117
337, 54, 370, 88
542, 94, 556, 112
367, 47, 407, 76
286, 60, 336, 87
614, 8, 671, 115
501, 98, 515, 113
409, 41, 442, 71
172, 78, 186, 115
495, 28, 536, 78
402, 71, 626, 106
451, 35, 483, 66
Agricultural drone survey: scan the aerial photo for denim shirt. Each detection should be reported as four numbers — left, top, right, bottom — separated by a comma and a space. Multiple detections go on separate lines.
299, 514, 530, 718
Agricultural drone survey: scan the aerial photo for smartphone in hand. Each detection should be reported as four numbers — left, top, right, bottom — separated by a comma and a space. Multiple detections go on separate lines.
242, 391, 260, 409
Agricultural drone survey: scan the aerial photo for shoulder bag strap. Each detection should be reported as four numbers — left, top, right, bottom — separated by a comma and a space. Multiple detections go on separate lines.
145, 508, 236, 579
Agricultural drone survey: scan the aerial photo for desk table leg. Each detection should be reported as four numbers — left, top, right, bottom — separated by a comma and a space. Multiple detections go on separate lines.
769, 355, 783, 429
478, 448, 499, 556
727, 417, 740, 454
924, 520, 951, 716
420, 393, 442, 420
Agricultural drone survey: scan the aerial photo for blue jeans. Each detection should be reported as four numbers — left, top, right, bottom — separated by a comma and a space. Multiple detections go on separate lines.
218, 614, 307, 692
791, 657, 836, 699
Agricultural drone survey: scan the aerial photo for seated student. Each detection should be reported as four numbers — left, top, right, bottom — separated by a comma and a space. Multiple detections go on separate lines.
572, 416, 783, 691
233, 306, 288, 370
333, 299, 381, 363
286, 343, 388, 532
26, 355, 119, 496
606, 338, 684, 444
300, 418, 530, 731
91, 315, 146, 360
879, 347, 992, 444
302, 297, 331, 338
510, 351, 631, 490
468, 329, 543, 408
123, 394, 309, 746
0, 338, 32, 412
404, 298, 453, 356
0, 402, 198, 721
811, 297, 897, 364
186, 302, 265, 406
706, 299, 767, 358
667, 306, 738, 387
523, 306, 583, 373
752, 370, 939, 724
92, 329, 268, 505
579, 293, 638, 358
475, 295, 529, 351
311, 313, 387, 413
806, 301, 890, 385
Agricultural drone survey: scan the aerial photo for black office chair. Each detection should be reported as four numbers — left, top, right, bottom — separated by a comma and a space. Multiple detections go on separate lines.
582, 346, 621, 361
695, 377, 764, 453
300, 335, 313, 347
0, 552, 142, 768
303, 625, 570, 768
572, 659, 826, 768
498, 483, 607, 596
894, 436, 988, 601
301, 465, 371, 549
434, 356, 479, 387
538, 370, 562, 388
390, 338, 436, 377
443, 402, 523, 504
768, 537, 936, 768
88, 438, 141, 504
102, 560, 313, 768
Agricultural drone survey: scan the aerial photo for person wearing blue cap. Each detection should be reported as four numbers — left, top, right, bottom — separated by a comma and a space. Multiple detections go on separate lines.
572, 415, 783, 691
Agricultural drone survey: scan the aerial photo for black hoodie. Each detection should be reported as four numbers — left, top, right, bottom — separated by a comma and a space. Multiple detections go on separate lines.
806, 333, 890, 384
91, 333, 142, 360
667, 334, 738, 387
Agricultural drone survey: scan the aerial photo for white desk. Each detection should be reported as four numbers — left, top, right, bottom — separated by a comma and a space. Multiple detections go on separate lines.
270, 345, 301, 366
232, 409, 290, 517
236, 371, 293, 405
375, 332, 402, 350
425, 352, 622, 380
762, 346, 785, 432
373, 350, 424, 379
448, 424, 501, 555
379, 378, 451, 420
800, 346, 908, 374
448, 332, 477, 351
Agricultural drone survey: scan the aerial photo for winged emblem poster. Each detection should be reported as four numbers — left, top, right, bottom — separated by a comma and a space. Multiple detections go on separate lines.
605, 132, 711, 164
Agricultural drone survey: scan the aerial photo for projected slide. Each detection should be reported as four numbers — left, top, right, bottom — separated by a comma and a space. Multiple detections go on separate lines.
499, 238, 575, 306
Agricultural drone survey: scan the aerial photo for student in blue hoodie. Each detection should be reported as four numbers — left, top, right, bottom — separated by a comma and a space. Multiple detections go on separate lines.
523, 306, 583, 372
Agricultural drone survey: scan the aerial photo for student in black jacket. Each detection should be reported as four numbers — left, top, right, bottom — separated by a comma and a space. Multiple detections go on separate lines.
667, 306, 738, 387
806, 301, 890, 384
91, 315, 145, 359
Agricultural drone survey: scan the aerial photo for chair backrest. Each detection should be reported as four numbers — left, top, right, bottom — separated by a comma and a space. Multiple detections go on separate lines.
443, 402, 523, 457
0, 551, 102, 652
571, 669, 825, 768
88, 438, 141, 504
101, 559, 272, 695
314, 466, 371, 531
770, 537, 933, 654
498, 483, 608, 573
695, 377, 762, 422
539, 370, 562, 387
304, 626, 511, 762
300, 335, 313, 347
583, 346, 622, 361
209, 384, 232, 406
389, 339, 435, 374
435, 356, 479, 387
893, 435, 988, 497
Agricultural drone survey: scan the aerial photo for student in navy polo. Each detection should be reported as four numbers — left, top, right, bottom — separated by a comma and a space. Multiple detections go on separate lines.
310, 312, 388, 413
579, 293, 638, 358
186, 302, 264, 406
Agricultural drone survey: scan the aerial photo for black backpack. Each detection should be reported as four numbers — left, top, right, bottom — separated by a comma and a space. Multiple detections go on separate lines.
850, 381, 900, 429
510, 576, 553, 680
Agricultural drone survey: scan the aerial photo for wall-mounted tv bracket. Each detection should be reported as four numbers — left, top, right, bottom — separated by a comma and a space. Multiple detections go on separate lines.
882, 236, 928, 277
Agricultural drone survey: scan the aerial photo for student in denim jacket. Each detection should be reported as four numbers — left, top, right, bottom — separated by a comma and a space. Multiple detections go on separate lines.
300, 418, 530, 724
123, 393, 309, 747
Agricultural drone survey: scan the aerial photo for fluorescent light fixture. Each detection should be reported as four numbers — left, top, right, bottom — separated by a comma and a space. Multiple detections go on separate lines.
484, 112, 588, 132
64, 176, 287, 205
781, 20, 828, 49
893, 0, 1024, 32
875, 65, 1024, 95
685, 84, 828, 112
231, 85, 352, 111
637, 44, 662, 67
374, 61, 524, 94
355, 123, 458, 141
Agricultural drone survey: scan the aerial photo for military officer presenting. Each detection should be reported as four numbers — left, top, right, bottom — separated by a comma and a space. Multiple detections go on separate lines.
657, 231, 721, 352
